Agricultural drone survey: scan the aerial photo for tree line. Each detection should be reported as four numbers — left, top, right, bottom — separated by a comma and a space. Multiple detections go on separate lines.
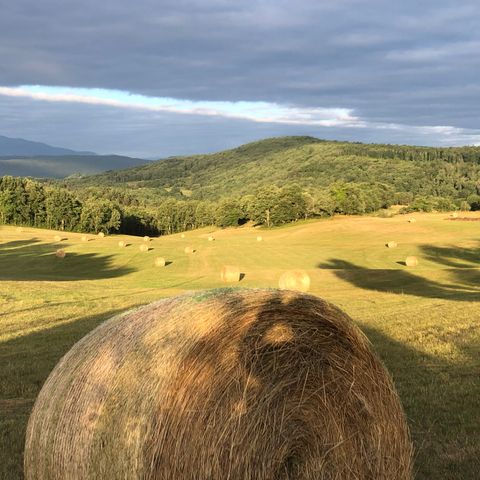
1, 175, 478, 237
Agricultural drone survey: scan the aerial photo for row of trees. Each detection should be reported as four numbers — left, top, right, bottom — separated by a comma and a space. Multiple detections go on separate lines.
1, 176, 478, 236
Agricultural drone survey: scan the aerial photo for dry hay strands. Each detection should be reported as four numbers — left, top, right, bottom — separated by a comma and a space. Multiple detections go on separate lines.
154, 257, 166, 267
220, 265, 241, 283
24, 289, 413, 480
139, 244, 149, 253
118, 241, 126, 248
405, 256, 418, 267
97, 232, 105, 238
256, 235, 263, 242
207, 236, 215, 242
278, 270, 311, 292
184, 246, 195, 254
386, 241, 397, 248
55, 249, 66, 259
143, 236, 151, 242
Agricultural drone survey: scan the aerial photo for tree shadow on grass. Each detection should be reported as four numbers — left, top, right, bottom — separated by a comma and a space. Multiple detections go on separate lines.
0, 238, 136, 281
318, 241, 480, 302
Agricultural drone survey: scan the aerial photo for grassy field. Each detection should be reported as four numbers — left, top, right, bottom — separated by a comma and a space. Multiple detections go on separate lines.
1, 212, 479, 479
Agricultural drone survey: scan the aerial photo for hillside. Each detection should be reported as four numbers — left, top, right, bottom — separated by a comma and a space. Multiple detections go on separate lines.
0, 154, 149, 178
0, 134, 94, 156
69, 136, 480, 201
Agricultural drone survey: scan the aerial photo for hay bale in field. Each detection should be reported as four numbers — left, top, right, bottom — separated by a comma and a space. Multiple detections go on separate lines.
118, 241, 126, 248
16, 227, 23, 233
24, 289, 412, 480
208, 236, 214, 242
98, 232, 105, 238
451, 212, 458, 218
220, 265, 241, 283
184, 246, 194, 254
53, 235, 62, 242
81, 235, 88, 242
139, 244, 149, 252
386, 241, 397, 248
256, 235, 263, 242
154, 257, 166, 267
278, 270, 311, 292
408, 218, 416, 223
55, 249, 66, 259
405, 256, 418, 267
180, 233, 185, 238
143, 236, 150, 242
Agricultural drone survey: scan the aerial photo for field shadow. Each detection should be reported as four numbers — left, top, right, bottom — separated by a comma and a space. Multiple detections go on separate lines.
318, 242, 480, 302
0, 238, 136, 281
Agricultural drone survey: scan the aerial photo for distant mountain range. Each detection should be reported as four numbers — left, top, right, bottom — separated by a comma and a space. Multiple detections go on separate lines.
0, 134, 149, 178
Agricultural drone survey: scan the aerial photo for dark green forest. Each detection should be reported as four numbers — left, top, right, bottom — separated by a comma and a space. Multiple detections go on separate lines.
1, 137, 480, 235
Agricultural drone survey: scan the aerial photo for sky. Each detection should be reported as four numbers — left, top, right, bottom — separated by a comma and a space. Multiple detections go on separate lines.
1, 0, 480, 158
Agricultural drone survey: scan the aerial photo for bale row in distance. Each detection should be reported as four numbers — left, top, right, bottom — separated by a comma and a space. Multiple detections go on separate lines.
24, 289, 412, 480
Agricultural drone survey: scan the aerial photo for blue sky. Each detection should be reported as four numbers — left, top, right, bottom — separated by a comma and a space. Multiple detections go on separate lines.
1, 0, 480, 157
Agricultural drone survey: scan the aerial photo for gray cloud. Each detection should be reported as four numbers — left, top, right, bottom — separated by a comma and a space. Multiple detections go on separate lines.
0, 0, 479, 155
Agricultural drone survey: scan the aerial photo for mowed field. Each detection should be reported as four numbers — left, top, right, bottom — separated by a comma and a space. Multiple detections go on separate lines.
1, 212, 479, 479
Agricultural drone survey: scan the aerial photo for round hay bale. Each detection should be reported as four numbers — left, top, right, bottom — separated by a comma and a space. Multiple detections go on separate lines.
184, 246, 194, 254
208, 236, 215, 242
180, 233, 185, 238
16, 227, 23, 233
98, 232, 105, 238
55, 249, 66, 259
53, 235, 62, 242
408, 218, 416, 223
24, 289, 412, 480
143, 236, 150, 242
139, 244, 149, 252
220, 265, 241, 283
256, 235, 263, 242
118, 241, 126, 248
278, 270, 311, 292
386, 241, 397, 248
405, 256, 418, 267
81, 235, 88, 242
154, 257, 166, 267
451, 212, 458, 218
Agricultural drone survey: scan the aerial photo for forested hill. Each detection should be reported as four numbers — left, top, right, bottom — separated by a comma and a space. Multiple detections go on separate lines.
69, 136, 480, 201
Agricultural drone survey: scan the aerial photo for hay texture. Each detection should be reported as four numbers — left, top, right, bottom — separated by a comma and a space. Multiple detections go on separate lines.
184, 246, 194, 254
118, 241, 126, 248
405, 256, 418, 267
98, 232, 105, 238
220, 265, 241, 283
278, 270, 311, 292
139, 244, 149, 252
154, 257, 166, 267
24, 289, 412, 480
256, 235, 263, 242
55, 249, 66, 259
386, 241, 398, 248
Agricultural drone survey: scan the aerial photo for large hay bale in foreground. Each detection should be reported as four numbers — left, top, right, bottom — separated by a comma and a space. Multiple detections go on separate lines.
154, 257, 166, 267
184, 246, 194, 254
220, 265, 241, 282
405, 256, 418, 267
139, 244, 149, 252
24, 289, 412, 480
278, 270, 311, 292
55, 249, 66, 259
387, 241, 397, 248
